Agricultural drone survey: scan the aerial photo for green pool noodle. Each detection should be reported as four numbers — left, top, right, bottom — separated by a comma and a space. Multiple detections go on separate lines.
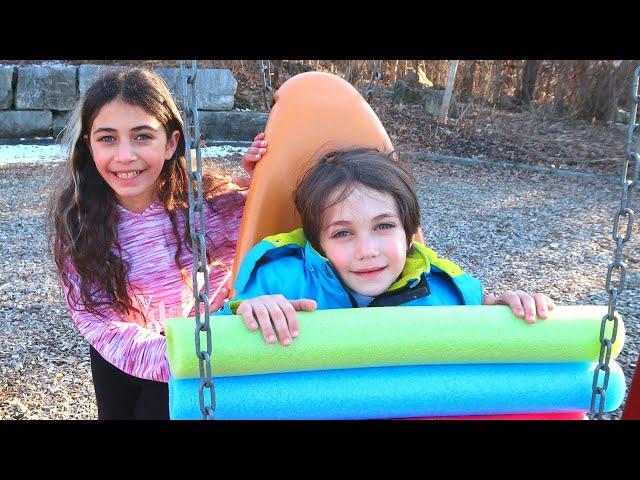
165, 305, 624, 378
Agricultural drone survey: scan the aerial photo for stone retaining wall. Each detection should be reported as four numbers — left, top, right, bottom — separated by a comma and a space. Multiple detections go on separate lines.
0, 64, 267, 142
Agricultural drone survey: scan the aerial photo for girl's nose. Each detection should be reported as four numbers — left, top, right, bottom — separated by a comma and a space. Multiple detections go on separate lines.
116, 140, 136, 162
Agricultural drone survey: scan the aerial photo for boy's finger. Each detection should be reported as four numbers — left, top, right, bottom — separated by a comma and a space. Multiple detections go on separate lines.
237, 303, 258, 330
517, 291, 537, 324
496, 291, 524, 317
277, 299, 299, 339
253, 304, 277, 344
533, 292, 549, 319
482, 293, 498, 305
289, 299, 317, 311
264, 300, 292, 346
548, 297, 556, 310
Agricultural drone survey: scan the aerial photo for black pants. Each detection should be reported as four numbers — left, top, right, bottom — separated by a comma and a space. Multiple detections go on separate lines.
89, 345, 169, 420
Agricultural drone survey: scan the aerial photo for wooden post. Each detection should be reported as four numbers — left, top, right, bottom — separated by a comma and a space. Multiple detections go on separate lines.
438, 60, 459, 124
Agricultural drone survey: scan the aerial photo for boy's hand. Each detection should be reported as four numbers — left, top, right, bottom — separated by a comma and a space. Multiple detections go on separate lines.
236, 294, 317, 346
483, 290, 556, 325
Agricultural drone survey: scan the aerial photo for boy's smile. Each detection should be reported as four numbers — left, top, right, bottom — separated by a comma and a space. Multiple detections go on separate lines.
319, 185, 408, 297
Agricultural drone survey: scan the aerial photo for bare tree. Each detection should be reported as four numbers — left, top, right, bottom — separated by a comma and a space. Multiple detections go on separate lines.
516, 60, 541, 105
458, 61, 477, 103
438, 60, 459, 123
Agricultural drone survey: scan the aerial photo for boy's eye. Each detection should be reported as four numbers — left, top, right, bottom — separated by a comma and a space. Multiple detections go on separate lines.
136, 133, 153, 141
332, 230, 350, 239
377, 222, 396, 230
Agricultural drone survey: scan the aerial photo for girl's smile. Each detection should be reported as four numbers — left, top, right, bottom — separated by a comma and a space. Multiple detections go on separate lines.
85, 99, 179, 213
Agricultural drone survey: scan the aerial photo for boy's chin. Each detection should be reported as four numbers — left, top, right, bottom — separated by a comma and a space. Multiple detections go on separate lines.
351, 284, 390, 298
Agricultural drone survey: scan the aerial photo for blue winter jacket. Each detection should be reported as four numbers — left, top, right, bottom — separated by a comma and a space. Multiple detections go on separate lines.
221, 228, 483, 314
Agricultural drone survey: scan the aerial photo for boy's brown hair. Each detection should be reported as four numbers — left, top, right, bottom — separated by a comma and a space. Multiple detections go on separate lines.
293, 147, 421, 254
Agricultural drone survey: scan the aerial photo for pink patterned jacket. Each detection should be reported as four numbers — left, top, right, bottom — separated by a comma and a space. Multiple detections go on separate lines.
61, 191, 245, 382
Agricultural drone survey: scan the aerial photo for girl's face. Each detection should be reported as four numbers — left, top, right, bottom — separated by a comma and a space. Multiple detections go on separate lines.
318, 185, 408, 297
85, 99, 180, 213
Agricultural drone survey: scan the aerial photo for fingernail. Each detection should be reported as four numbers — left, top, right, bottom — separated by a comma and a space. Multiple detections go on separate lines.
260, 141, 266, 146
283, 338, 291, 346
250, 322, 257, 330
260, 148, 266, 153
292, 330, 299, 337
268, 335, 276, 343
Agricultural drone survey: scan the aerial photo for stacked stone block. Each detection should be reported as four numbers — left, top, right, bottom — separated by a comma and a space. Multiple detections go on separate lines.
0, 64, 267, 142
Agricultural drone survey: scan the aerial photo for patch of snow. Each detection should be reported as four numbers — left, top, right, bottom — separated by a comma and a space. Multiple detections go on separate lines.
0, 144, 65, 165
0, 144, 247, 166
201, 145, 247, 157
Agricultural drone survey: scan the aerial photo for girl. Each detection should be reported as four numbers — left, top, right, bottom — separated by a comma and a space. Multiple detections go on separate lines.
49, 68, 266, 419
223, 148, 556, 346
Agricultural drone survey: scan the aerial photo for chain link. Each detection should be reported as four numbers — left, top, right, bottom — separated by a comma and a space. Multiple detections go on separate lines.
180, 60, 215, 420
261, 60, 275, 111
589, 65, 639, 419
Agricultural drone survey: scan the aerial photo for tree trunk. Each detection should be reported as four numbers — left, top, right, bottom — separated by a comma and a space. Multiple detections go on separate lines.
270, 60, 283, 88
490, 60, 505, 104
458, 60, 477, 102
554, 61, 567, 114
517, 60, 541, 105
438, 60, 459, 124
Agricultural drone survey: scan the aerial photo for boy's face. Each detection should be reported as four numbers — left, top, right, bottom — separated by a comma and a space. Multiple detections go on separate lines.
318, 185, 408, 297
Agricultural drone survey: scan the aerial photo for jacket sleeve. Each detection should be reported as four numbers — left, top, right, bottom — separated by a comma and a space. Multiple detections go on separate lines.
218, 251, 299, 315
60, 260, 171, 383
219, 263, 281, 315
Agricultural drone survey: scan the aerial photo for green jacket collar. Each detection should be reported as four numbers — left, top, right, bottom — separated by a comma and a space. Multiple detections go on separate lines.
261, 228, 453, 293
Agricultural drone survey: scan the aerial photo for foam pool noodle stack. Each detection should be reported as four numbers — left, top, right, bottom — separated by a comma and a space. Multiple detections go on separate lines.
165, 305, 626, 420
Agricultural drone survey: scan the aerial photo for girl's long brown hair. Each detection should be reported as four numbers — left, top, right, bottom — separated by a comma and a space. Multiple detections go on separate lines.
48, 68, 241, 319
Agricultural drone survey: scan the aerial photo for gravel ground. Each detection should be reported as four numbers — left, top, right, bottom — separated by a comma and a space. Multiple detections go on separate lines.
0, 156, 638, 420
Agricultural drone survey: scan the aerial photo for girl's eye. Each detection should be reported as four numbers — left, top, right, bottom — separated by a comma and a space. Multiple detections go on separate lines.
377, 223, 396, 230
332, 230, 350, 239
98, 135, 116, 143
136, 133, 153, 141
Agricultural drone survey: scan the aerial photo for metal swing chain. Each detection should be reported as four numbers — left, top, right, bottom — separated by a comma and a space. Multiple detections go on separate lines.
364, 61, 383, 103
589, 65, 640, 420
180, 60, 215, 420
261, 60, 275, 111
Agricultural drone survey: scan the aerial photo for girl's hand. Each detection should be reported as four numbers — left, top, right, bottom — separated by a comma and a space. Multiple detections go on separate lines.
233, 133, 267, 187
483, 290, 556, 325
236, 294, 317, 346
242, 132, 267, 176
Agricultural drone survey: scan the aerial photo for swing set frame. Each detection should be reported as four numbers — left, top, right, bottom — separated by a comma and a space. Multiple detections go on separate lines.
179, 60, 640, 420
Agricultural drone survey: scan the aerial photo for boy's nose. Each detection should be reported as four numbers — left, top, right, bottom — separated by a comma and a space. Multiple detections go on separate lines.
356, 236, 379, 259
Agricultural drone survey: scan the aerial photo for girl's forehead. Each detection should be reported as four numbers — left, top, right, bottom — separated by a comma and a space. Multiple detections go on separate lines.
91, 100, 161, 130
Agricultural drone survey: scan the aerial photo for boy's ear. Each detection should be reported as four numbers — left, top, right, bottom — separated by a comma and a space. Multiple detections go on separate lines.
408, 233, 415, 252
